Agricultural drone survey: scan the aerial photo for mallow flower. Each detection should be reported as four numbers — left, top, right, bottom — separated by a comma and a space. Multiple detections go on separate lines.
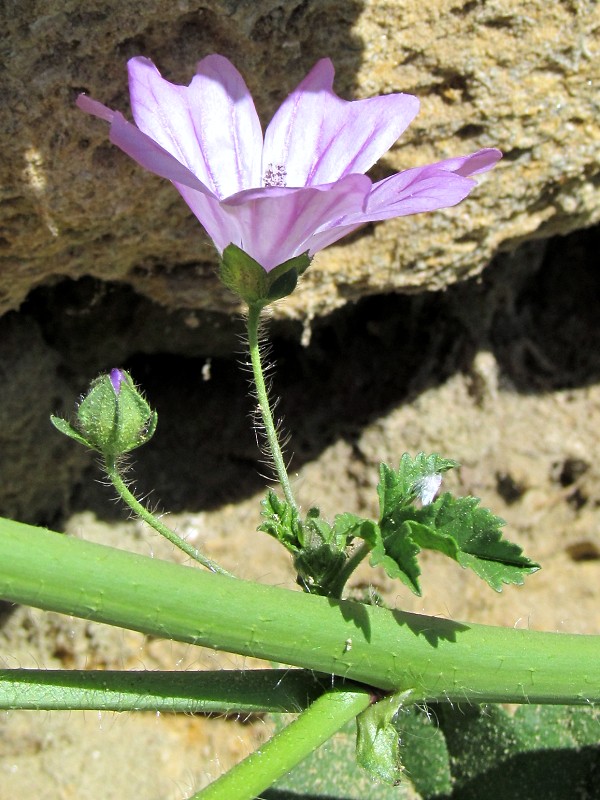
77, 55, 501, 291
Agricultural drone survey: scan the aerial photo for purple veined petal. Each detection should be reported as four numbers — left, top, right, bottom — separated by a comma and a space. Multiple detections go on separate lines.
174, 182, 246, 255
128, 55, 263, 199
218, 174, 371, 271
340, 149, 502, 224
362, 168, 478, 220
431, 148, 503, 176
303, 220, 365, 256
304, 149, 502, 252
77, 95, 214, 195
263, 58, 420, 187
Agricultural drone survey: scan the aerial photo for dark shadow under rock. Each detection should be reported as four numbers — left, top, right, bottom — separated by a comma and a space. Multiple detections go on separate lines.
2, 224, 598, 524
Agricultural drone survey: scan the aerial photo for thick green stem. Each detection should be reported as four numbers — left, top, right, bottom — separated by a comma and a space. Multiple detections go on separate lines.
246, 303, 297, 510
190, 686, 372, 800
105, 456, 233, 576
1, 518, 598, 706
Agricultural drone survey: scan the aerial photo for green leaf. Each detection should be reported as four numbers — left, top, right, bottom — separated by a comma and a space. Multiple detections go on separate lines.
356, 690, 413, 785
374, 454, 539, 594
419, 493, 540, 591
370, 518, 422, 595
378, 453, 458, 517
393, 705, 453, 797
432, 703, 600, 800
391, 703, 600, 800
258, 490, 302, 552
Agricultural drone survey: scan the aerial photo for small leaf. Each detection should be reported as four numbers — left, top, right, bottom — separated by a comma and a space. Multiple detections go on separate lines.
378, 453, 458, 518
258, 490, 301, 552
356, 690, 413, 786
293, 508, 349, 596
333, 513, 379, 549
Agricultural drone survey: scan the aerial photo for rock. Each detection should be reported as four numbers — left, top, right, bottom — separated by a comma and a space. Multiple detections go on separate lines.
2, 0, 598, 320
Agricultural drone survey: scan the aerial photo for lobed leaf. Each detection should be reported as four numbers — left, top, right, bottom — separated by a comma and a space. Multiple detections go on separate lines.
378, 453, 458, 517
419, 493, 540, 591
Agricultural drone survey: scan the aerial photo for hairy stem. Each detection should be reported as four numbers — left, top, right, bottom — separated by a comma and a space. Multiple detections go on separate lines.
329, 541, 372, 598
190, 686, 372, 800
0, 669, 327, 713
104, 456, 233, 576
246, 303, 297, 510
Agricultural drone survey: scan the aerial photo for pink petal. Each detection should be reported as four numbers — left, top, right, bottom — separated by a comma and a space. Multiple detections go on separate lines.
77, 95, 212, 195
363, 169, 479, 219
348, 148, 503, 223
218, 174, 371, 270
432, 148, 502, 176
302, 221, 365, 256
306, 149, 502, 253
76, 95, 115, 123
174, 183, 247, 255
128, 55, 263, 198
263, 59, 420, 187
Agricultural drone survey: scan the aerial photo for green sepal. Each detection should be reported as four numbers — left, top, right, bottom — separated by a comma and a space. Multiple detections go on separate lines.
356, 690, 414, 786
218, 244, 269, 305
50, 415, 93, 449
218, 245, 311, 306
266, 252, 311, 302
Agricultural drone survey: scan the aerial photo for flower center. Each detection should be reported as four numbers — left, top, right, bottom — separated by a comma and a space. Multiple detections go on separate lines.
263, 163, 287, 187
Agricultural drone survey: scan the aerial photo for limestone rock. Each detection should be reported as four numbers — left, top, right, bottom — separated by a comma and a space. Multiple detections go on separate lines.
2, 0, 598, 319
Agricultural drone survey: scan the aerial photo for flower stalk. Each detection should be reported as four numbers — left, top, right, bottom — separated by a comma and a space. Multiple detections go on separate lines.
246, 303, 297, 511
105, 455, 233, 576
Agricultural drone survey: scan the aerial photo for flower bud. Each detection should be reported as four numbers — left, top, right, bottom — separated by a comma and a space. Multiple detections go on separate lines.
51, 369, 157, 457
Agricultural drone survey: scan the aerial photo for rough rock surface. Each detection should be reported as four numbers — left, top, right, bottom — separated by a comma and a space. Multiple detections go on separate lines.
2, 0, 598, 319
